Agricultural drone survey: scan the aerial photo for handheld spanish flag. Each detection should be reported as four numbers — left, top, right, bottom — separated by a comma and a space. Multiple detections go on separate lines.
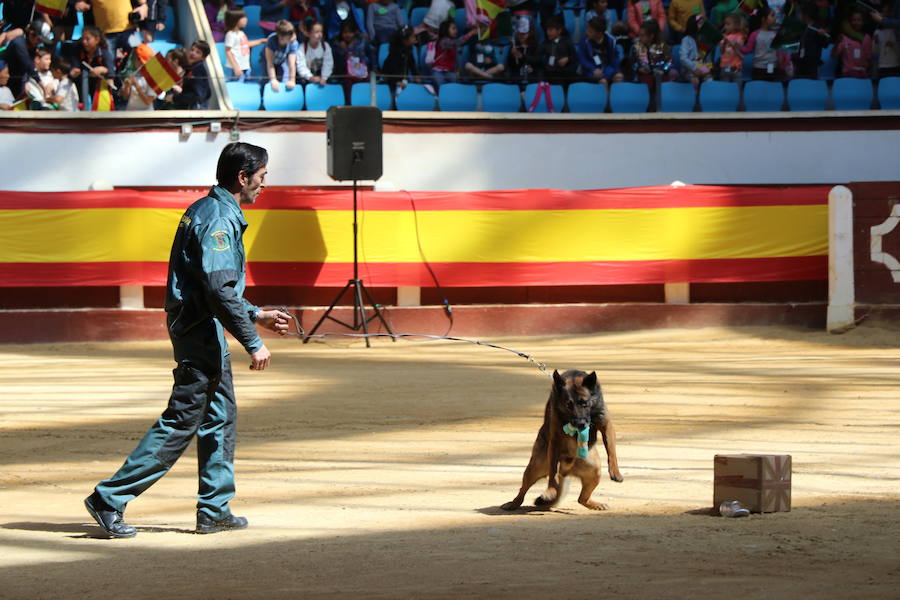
10, 98, 30, 111
35, 0, 68, 18
92, 78, 115, 111
475, 0, 510, 40
138, 52, 182, 95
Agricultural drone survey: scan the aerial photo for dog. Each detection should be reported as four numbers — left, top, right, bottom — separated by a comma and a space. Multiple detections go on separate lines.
501, 369, 623, 511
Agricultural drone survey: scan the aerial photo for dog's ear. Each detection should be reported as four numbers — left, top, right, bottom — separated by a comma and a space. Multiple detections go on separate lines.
582, 371, 598, 390
552, 370, 564, 389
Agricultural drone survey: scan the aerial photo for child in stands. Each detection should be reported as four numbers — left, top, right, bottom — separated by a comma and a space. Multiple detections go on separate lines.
224, 9, 266, 81
50, 55, 80, 111
832, 7, 873, 78
507, 19, 541, 83
709, 0, 739, 28
429, 19, 477, 87
717, 13, 746, 83
873, 3, 900, 78
586, 0, 620, 33
62, 26, 116, 100
794, 1, 831, 79
383, 25, 421, 93
464, 38, 506, 81
297, 20, 333, 85
678, 14, 713, 86
0, 60, 13, 110
626, 0, 666, 40
367, 0, 406, 45
742, 6, 784, 80
260, 19, 299, 92
24, 47, 59, 109
630, 19, 677, 85
576, 16, 624, 84
539, 15, 577, 84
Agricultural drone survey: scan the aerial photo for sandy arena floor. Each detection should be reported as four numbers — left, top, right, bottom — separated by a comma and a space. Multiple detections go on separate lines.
0, 324, 898, 599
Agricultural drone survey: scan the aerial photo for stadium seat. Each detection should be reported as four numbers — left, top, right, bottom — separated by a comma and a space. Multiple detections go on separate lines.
378, 43, 389, 69
149, 40, 177, 56
563, 9, 578, 42
609, 82, 649, 113
787, 78, 828, 111
159, 4, 177, 42
454, 7, 467, 32
304, 83, 345, 110
566, 82, 608, 113
523, 83, 564, 112
226, 81, 262, 110
742, 80, 784, 112
409, 7, 428, 28
877, 77, 900, 110
699, 80, 740, 112
216, 42, 227, 70
819, 45, 836, 80
481, 82, 522, 112
659, 81, 696, 113
742, 52, 753, 82
262, 82, 304, 110
350, 82, 392, 109
831, 77, 874, 110
395, 83, 436, 111
438, 82, 478, 111
242, 5, 264, 40
250, 44, 265, 77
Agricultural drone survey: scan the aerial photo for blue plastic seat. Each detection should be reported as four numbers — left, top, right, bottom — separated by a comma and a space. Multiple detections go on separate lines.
481, 82, 522, 112
304, 83, 345, 110
832, 77, 874, 110
226, 81, 262, 110
378, 43, 389, 69
159, 4, 177, 41
787, 78, 828, 111
609, 82, 649, 113
395, 83, 436, 111
699, 80, 739, 112
742, 52, 753, 81
877, 77, 900, 110
742, 80, 784, 112
563, 9, 578, 41
216, 41, 227, 69
148, 40, 177, 55
438, 82, 478, 111
566, 82, 608, 113
242, 5, 264, 40
454, 8, 467, 33
819, 45, 836, 80
262, 82, 304, 110
409, 6, 428, 28
524, 83, 564, 112
250, 44, 266, 77
350, 82, 393, 110
659, 81, 695, 112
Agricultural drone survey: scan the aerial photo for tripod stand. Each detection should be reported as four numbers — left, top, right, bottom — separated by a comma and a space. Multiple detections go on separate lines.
303, 178, 394, 347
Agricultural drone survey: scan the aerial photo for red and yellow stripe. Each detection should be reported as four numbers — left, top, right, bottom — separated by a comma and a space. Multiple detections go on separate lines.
0, 186, 828, 287
139, 53, 182, 95
35, 0, 67, 17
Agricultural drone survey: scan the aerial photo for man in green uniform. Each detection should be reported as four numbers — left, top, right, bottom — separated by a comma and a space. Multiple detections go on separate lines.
85, 142, 291, 538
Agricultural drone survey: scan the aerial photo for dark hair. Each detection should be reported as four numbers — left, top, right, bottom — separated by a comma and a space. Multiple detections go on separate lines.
340, 19, 359, 35
639, 19, 661, 42
166, 47, 188, 69
544, 15, 565, 32
34, 46, 52, 58
216, 143, 269, 188
224, 9, 247, 32
586, 16, 607, 33
684, 14, 701, 38
51, 54, 71, 72
437, 19, 454, 40
191, 39, 211, 58
82, 26, 108, 49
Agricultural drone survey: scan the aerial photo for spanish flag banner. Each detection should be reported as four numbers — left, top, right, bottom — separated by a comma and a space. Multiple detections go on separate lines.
0, 185, 829, 288
138, 52, 181, 95
35, 0, 67, 17
91, 78, 114, 111
475, 0, 509, 40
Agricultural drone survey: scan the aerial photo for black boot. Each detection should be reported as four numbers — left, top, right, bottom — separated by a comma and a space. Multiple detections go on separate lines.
84, 493, 137, 538
196, 511, 248, 534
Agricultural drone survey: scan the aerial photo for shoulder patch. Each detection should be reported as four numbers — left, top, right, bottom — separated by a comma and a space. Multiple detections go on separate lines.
180, 214, 192, 227
210, 230, 231, 251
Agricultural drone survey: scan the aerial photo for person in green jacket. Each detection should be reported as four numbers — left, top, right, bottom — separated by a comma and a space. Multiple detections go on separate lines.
85, 142, 291, 538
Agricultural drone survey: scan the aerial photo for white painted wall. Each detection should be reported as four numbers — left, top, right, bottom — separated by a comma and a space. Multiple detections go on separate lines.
2, 127, 899, 191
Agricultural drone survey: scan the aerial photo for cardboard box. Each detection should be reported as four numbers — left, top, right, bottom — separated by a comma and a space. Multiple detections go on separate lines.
713, 454, 792, 513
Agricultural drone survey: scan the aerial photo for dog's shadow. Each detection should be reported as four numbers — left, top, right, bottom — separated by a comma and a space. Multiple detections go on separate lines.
2, 521, 197, 538
476, 506, 577, 516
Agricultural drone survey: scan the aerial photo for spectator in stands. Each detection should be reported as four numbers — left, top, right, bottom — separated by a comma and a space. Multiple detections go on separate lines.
873, 3, 900, 78
426, 19, 476, 87
717, 12, 746, 82
794, 2, 830, 79
325, 0, 365, 40
297, 20, 333, 85
742, 6, 785, 80
507, 18, 541, 83
630, 19, 677, 85
870, 0, 900, 39
259, 0, 289, 36
576, 16, 624, 84
50, 55, 81, 110
586, 0, 619, 34
679, 14, 713, 85
539, 15, 577, 84
224, 9, 266, 81
90, 0, 149, 61
709, 0, 739, 28
62, 25, 116, 100
288, 0, 318, 35
156, 47, 188, 105
261, 19, 299, 92
5, 20, 54, 98
168, 40, 211, 108
767, 0, 790, 28
205, 0, 233, 42
382, 25, 421, 93
0, 59, 15, 110
464, 38, 506, 80
23, 47, 56, 108
420, 0, 455, 39
626, 0, 666, 40
367, 0, 406, 45
667, 0, 704, 43
0, 0, 40, 44
120, 42, 158, 109
832, 7, 873, 78
140, 0, 169, 43
331, 19, 371, 100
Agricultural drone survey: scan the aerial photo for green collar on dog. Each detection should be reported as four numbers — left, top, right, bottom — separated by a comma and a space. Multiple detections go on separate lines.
562, 423, 589, 458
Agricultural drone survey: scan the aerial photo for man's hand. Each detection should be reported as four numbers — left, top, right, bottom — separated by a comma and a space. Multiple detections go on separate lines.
250, 345, 271, 370
256, 309, 291, 335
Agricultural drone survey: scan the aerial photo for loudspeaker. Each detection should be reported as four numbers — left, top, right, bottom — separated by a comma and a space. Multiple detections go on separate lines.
326, 106, 383, 181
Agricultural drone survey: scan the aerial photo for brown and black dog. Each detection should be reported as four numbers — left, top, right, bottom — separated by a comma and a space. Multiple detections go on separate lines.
501, 369, 623, 511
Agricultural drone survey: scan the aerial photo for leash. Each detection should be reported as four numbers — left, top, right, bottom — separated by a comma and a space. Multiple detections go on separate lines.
278, 309, 552, 379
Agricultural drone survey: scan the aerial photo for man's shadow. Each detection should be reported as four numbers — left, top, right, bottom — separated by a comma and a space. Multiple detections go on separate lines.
2, 521, 197, 538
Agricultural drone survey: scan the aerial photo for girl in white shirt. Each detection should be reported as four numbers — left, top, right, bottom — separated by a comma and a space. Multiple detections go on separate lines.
297, 21, 333, 85
224, 9, 267, 81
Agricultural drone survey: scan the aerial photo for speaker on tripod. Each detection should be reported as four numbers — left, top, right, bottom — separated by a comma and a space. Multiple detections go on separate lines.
304, 106, 394, 347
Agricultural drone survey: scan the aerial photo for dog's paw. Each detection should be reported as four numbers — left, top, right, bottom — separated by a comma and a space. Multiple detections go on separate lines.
610, 471, 624, 483
500, 501, 521, 511
534, 491, 556, 507
580, 501, 610, 511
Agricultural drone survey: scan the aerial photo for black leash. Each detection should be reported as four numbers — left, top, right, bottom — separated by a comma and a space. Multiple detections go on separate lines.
279, 309, 552, 379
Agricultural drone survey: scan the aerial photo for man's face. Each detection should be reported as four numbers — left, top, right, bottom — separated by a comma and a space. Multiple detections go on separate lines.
238, 166, 268, 205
